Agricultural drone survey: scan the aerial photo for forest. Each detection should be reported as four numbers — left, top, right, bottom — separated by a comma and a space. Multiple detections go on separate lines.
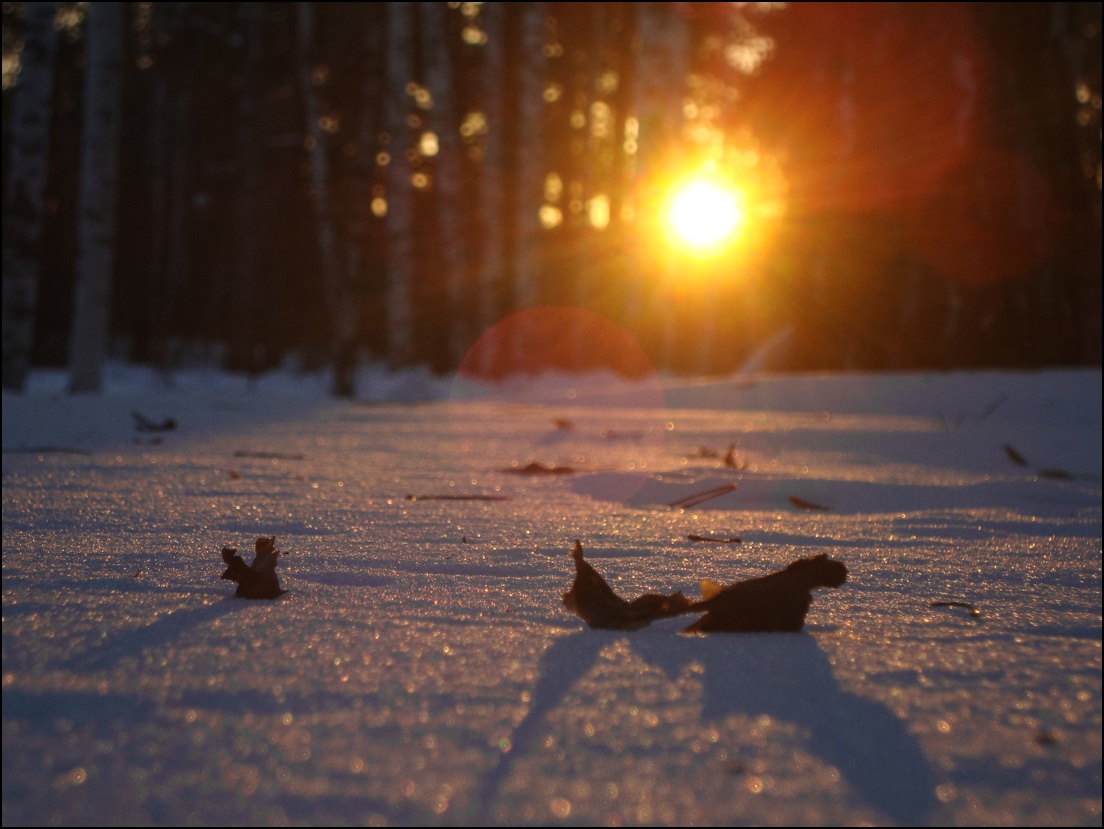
2, 2, 1101, 395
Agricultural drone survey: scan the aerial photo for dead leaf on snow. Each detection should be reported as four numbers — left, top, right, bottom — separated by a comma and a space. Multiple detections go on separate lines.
684, 553, 848, 633
562, 540, 694, 631
723, 443, 739, 469
788, 494, 830, 511
220, 536, 287, 599
501, 462, 577, 475
132, 410, 177, 432
1036, 468, 1073, 480
563, 540, 848, 633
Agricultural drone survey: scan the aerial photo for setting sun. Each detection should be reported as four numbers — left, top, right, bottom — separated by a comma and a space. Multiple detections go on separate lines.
665, 178, 746, 254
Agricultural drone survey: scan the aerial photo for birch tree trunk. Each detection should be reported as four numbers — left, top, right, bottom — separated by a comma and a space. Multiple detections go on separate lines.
505, 3, 547, 369
512, 3, 546, 312
69, 2, 124, 393
2, 1, 58, 391
637, 3, 688, 371
346, 5, 386, 360
384, 2, 416, 367
296, 3, 356, 395
615, 3, 645, 334
236, 1, 264, 378
420, 1, 467, 367
475, 2, 506, 375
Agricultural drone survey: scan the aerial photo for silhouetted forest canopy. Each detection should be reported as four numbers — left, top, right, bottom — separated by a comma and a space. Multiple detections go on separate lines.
2, 2, 1101, 395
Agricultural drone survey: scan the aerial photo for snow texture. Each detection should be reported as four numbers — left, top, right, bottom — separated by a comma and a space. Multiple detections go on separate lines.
3, 364, 1101, 826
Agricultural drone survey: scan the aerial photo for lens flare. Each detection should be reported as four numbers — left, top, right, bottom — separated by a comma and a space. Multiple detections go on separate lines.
666, 179, 745, 254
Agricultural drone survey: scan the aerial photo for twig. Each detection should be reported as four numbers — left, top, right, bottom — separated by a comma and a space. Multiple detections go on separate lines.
668, 483, 739, 509
234, 450, 306, 460
131, 410, 177, 432
789, 494, 830, 511
406, 494, 512, 501
687, 534, 742, 543
930, 601, 980, 617
723, 443, 738, 468
2, 446, 92, 456
500, 462, 576, 475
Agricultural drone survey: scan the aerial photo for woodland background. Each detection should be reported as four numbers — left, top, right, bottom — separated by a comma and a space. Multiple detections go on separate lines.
2, 2, 1101, 396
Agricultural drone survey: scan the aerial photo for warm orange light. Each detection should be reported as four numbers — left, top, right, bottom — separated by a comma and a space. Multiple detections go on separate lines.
665, 178, 746, 255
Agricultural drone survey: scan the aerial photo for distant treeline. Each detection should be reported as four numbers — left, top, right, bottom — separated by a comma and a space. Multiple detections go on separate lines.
2, 2, 1100, 394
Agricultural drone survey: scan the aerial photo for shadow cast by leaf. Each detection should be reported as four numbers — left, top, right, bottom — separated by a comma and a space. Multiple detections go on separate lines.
63, 598, 248, 672
470, 542, 934, 824
473, 628, 938, 826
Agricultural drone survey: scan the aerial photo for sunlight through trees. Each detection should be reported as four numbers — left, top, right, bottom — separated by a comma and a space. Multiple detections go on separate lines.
1, 2, 1099, 393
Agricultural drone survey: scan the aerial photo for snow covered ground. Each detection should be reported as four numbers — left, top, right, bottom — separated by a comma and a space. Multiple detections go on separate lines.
2, 363, 1101, 826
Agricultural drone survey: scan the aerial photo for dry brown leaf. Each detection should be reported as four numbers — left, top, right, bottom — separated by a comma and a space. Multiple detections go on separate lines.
788, 494, 830, 511
220, 537, 287, 599
563, 541, 848, 633
501, 462, 577, 475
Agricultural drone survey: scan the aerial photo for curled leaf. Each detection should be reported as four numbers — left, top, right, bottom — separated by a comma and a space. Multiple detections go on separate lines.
562, 541, 694, 630
723, 443, 738, 468
220, 537, 287, 599
563, 542, 848, 633
685, 553, 848, 633
132, 410, 177, 432
501, 462, 577, 475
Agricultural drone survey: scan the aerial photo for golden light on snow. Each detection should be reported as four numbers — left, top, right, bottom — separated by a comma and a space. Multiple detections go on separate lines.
665, 178, 745, 255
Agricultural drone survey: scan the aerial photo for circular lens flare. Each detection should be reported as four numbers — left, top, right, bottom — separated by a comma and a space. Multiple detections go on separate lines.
666, 179, 745, 254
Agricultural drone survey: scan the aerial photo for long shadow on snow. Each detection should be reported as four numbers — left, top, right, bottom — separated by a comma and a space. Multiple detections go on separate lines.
62, 595, 268, 672
474, 628, 937, 826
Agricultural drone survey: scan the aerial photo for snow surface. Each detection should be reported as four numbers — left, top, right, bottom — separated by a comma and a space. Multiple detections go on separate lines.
3, 363, 1101, 826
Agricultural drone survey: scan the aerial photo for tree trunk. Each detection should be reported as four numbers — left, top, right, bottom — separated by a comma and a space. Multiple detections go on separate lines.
513, 2, 546, 313
348, 5, 387, 360
637, 3, 688, 371
236, 1, 264, 378
420, 1, 467, 368
384, 1, 416, 368
69, 2, 124, 393
511, 1, 547, 353
296, 2, 356, 395
475, 2, 506, 375
1, 1, 58, 392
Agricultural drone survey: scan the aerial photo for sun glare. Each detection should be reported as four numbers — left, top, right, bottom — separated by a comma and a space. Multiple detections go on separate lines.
666, 179, 746, 254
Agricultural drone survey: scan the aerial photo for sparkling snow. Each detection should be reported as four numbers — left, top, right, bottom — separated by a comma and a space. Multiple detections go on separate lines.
2, 365, 1101, 825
